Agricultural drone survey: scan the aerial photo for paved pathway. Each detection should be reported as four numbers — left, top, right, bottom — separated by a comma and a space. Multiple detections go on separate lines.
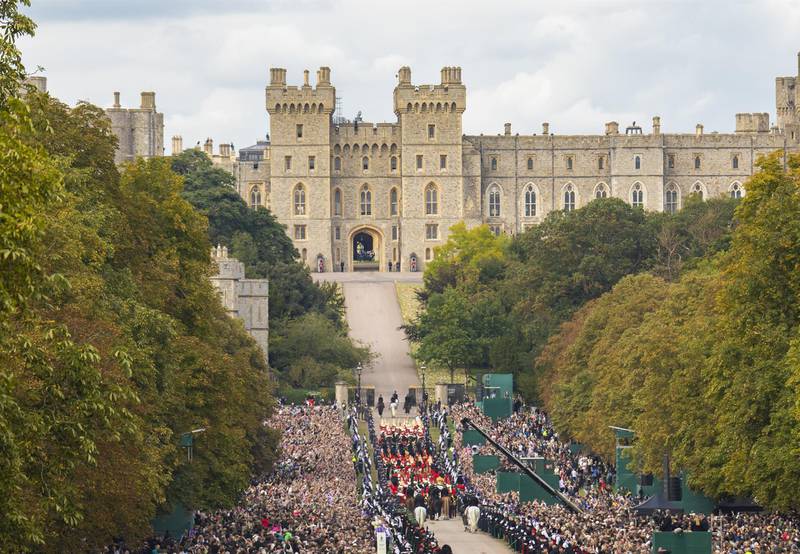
315, 272, 421, 399
319, 272, 509, 553
428, 518, 512, 553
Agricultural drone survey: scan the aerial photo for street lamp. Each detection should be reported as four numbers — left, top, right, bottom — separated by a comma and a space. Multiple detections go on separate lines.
356, 362, 363, 409
420, 364, 427, 413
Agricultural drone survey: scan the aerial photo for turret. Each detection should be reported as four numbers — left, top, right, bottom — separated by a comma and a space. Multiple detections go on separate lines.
652, 116, 661, 135
204, 137, 213, 155
171, 135, 183, 155
140, 91, 156, 110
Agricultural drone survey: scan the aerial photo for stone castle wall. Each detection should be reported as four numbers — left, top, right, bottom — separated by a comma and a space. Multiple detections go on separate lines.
202, 54, 800, 272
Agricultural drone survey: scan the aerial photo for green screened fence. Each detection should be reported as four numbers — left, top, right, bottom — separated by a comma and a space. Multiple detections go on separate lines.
651, 532, 711, 554
472, 454, 500, 474
519, 474, 560, 505
496, 471, 521, 493
462, 429, 486, 447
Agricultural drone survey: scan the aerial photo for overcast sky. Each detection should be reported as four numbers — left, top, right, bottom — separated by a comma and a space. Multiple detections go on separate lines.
19, 0, 800, 152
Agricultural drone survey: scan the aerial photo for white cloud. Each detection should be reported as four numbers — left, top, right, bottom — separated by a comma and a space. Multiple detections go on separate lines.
17, 0, 800, 151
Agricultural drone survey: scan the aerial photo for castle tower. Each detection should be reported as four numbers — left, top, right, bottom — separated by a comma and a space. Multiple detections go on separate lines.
775, 52, 800, 142
266, 67, 335, 269
106, 91, 165, 164
393, 66, 466, 270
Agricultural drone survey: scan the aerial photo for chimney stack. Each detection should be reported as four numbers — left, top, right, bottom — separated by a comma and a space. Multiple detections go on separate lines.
542, 122, 550, 135
317, 66, 331, 86
303, 69, 310, 87
269, 67, 287, 86
171, 135, 183, 155
140, 91, 156, 110
220, 143, 232, 158
398, 66, 412, 86
696, 123, 704, 137
652, 116, 661, 136
504, 123, 512, 136
113, 91, 121, 108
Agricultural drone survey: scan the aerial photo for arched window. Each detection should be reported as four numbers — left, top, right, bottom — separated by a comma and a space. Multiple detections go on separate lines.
293, 184, 306, 215
334, 188, 342, 216
730, 182, 743, 199
360, 184, 372, 216
488, 185, 501, 217
563, 184, 575, 212
595, 183, 608, 199
732, 155, 739, 169
690, 182, 704, 201
425, 247, 432, 261
249, 186, 261, 208
665, 183, 679, 214
524, 184, 536, 217
631, 183, 644, 208
425, 183, 438, 215
694, 156, 701, 169
334, 156, 341, 171
490, 157, 497, 171
390, 188, 398, 216
527, 157, 533, 170
301, 248, 307, 262
390, 156, 398, 171
634, 155, 641, 170
362, 156, 369, 170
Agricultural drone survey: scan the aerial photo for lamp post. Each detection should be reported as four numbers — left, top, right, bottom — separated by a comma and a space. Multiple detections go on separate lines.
356, 362, 363, 410
420, 364, 427, 413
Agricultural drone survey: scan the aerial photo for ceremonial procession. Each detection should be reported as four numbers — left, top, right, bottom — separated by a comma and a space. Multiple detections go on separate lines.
6, 1, 800, 553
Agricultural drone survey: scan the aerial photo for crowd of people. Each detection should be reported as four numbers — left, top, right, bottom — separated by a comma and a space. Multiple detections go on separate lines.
105, 396, 800, 554
437, 402, 800, 553
133, 404, 376, 553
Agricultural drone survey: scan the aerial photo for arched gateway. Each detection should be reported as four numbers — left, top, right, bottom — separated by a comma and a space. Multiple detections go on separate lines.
349, 226, 384, 271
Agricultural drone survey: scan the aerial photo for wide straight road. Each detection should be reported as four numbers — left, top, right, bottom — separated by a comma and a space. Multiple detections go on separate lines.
313, 271, 422, 400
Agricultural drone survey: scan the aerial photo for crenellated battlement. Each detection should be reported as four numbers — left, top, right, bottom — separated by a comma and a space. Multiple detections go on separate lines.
266, 66, 335, 115
393, 65, 466, 116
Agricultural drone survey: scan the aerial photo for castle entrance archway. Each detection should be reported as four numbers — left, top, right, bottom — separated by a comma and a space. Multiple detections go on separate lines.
350, 226, 383, 271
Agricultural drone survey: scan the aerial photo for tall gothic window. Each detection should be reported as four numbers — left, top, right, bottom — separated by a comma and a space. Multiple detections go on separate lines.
732, 155, 739, 169
691, 182, 704, 200
730, 182, 743, 199
425, 184, 438, 215
334, 188, 342, 216
390, 188, 398, 216
360, 184, 372, 216
563, 184, 575, 211
293, 184, 306, 215
631, 183, 644, 208
488, 186, 501, 217
334, 156, 341, 171
527, 157, 533, 170
634, 155, 641, 170
694, 156, 701, 169
249, 187, 261, 208
665, 183, 679, 214
524, 184, 536, 217
595, 183, 608, 199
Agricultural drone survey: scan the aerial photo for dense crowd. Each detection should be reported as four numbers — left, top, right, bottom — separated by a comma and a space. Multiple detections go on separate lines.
440, 402, 800, 553
132, 405, 375, 553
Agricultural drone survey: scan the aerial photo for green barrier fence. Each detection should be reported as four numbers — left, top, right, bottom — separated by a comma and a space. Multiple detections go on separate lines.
473, 454, 500, 474
462, 429, 486, 447
496, 471, 521, 493
519, 474, 560, 505
482, 397, 512, 421
651, 532, 711, 554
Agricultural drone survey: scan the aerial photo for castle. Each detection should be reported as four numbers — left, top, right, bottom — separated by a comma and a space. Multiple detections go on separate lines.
175, 54, 800, 273
210, 245, 269, 359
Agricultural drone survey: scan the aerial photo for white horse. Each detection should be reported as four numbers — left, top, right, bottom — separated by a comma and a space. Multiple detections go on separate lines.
465, 505, 480, 533
414, 506, 427, 526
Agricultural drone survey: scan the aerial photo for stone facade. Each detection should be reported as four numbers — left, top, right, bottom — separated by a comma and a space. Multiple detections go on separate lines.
200, 53, 800, 272
210, 245, 269, 360
106, 91, 164, 164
